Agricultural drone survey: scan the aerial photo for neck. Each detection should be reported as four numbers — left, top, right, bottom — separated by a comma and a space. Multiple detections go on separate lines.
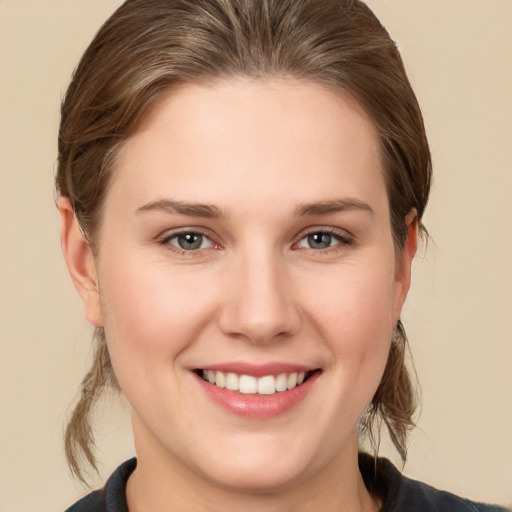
126, 421, 379, 512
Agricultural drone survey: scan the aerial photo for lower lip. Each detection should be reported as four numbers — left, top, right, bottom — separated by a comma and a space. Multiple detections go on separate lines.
194, 371, 320, 419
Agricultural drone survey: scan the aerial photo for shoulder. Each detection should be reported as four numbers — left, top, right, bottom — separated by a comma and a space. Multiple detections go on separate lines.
64, 490, 107, 512
393, 473, 510, 512
358, 452, 510, 512
64, 458, 137, 512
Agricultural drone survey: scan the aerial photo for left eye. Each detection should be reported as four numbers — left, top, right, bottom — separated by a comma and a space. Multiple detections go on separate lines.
297, 231, 347, 250
166, 232, 214, 251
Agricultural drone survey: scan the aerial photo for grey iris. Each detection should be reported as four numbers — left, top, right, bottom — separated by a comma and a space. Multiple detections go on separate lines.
178, 233, 203, 250
308, 233, 332, 249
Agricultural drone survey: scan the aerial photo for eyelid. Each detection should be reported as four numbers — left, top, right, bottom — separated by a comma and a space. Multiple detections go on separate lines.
158, 227, 221, 253
294, 226, 354, 251
155, 225, 353, 254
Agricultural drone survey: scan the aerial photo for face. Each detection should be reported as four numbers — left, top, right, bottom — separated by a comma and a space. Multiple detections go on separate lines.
67, 79, 415, 493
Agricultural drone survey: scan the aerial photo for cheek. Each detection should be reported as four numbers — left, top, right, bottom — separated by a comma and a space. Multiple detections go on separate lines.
301, 259, 396, 389
304, 261, 396, 344
98, 258, 218, 384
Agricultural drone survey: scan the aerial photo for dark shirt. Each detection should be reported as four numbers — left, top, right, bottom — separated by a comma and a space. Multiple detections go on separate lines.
65, 455, 510, 511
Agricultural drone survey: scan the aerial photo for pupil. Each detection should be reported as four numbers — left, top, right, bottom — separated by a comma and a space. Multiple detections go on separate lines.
308, 232, 331, 249
178, 233, 202, 250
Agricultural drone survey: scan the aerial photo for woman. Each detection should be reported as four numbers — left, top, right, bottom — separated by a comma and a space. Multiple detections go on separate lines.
56, 0, 509, 510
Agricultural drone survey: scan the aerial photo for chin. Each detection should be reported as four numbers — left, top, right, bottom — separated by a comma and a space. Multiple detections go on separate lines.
200, 458, 311, 494
187, 431, 332, 494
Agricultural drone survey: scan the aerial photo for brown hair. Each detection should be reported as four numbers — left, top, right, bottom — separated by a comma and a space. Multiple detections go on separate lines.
56, 0, 431, 483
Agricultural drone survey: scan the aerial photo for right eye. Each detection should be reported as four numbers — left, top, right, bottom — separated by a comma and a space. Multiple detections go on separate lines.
162, 231, 214, 252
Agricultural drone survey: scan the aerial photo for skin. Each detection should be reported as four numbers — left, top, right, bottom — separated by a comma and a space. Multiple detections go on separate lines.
59, 79, 417, 512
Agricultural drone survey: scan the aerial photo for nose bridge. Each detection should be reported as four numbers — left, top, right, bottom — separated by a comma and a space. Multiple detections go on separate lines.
219, 243, 301, 343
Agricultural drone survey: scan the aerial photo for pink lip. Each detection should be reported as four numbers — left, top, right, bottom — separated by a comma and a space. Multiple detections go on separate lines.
198, 362, 315, 377
193, 369, 320, 419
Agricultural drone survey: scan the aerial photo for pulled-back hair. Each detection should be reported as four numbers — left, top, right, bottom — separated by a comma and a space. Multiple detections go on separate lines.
56, 0, 431, 483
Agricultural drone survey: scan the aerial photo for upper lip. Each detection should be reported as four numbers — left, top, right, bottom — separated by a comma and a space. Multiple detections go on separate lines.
195, 362, 318, 377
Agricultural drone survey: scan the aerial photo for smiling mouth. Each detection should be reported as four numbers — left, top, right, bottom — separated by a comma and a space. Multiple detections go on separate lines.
195, 369, 319, 395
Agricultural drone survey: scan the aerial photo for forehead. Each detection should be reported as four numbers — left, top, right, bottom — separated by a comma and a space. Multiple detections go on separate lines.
110, 78, 386, 216
136, 78, 378, 159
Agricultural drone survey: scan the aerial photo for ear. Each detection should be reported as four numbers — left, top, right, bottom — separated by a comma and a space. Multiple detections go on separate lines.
392, 209, 418, 320
58, 197, 104, 327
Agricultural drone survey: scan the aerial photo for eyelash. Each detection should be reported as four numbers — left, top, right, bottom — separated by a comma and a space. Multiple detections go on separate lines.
159, 229, 217, 255
298, 228, 354, 254
158, 228, 353, 255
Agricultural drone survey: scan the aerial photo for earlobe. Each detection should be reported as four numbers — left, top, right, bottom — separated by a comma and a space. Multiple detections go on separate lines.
393, 209, 418, 319
58, 197, 104, 327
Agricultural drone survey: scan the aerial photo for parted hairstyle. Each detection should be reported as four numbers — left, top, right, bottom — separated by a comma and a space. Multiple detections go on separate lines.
56, 0, 431, 483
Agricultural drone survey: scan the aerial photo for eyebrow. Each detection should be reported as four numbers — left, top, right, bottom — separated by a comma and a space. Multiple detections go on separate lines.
135, 199, 223, 219
135, 197, 373, 219
295, 198, 374, 217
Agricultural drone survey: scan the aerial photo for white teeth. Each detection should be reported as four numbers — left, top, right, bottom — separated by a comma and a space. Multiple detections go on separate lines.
286, 373, 297, 390
225, 372, 239, 391
201, 369, 312, 395
257, 375, 276, 395
275, 373, 288, 392
215, 371, 225, 388
239, 375, 258, 394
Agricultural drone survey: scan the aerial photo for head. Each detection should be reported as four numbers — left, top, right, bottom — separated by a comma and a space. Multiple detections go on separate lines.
57, 0, 431, 485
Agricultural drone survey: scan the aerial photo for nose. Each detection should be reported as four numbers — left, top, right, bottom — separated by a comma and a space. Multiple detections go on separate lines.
218, 249, 302, 344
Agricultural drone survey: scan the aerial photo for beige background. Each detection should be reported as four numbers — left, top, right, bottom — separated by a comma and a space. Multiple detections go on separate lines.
1, 0, 511, 510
